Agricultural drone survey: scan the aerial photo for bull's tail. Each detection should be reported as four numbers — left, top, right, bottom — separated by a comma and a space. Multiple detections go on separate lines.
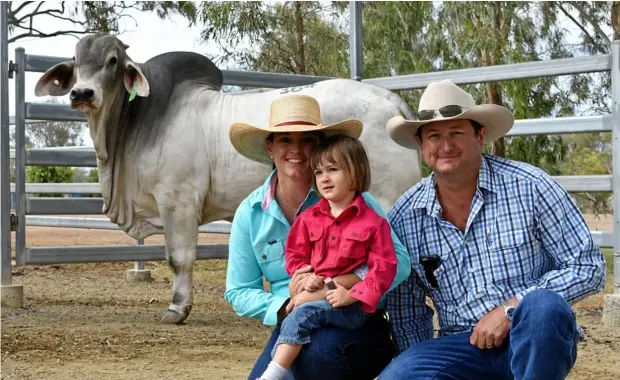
379, 87, 416, 121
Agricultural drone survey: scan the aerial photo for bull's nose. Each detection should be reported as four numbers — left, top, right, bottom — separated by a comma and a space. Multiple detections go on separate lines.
70, 88, 94, 101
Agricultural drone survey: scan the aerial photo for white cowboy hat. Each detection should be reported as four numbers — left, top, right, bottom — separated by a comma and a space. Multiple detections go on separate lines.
386, 79, 514, 150
229, 94, 363, 165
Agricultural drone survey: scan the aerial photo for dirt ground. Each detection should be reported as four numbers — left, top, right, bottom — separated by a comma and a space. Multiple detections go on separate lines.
1, 216, 619, 380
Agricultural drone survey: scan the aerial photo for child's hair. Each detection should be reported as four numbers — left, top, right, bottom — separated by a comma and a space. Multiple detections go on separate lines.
310, 134, 371, 192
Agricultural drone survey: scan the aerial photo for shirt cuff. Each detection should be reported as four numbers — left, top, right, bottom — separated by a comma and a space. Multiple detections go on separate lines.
349, 283, 381, 313
264, 295, 289, 326
353, 264, 369, 280
515, 285, 539, 303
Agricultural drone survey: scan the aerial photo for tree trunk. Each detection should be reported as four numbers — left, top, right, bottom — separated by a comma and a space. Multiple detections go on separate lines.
485, 3, 506, 157
612, 2, 620, 40
294, 2, 306, 74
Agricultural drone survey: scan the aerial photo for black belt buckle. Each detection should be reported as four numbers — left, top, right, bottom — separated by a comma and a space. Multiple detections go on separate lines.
419, 254, 441, 288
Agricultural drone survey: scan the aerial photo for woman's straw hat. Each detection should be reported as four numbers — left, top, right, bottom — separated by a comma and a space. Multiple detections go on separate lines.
229, 94, 363, 165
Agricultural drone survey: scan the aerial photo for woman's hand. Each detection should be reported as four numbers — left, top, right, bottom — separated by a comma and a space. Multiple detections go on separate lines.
304, 274, 324, 292
286, 288, 327, 313
289, 265, 313, 297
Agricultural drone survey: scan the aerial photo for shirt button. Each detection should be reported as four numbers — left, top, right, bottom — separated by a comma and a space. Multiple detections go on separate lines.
468, 267, 475, 273
353, 232, 357, 237
261, 254, 267, 259
331, 236, 336, 240
335, 221, 339, 226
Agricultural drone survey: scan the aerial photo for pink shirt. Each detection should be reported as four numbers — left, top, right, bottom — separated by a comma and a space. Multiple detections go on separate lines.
285, 193, 397, 312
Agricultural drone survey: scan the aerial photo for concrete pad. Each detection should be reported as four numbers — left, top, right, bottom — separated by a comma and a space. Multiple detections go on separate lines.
126, 269, 153, 282
1, 284, 24, 308
602, 294, 620, 327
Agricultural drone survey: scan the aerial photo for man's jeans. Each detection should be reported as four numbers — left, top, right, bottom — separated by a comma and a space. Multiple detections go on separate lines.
273, 300, 370, 356
379, 289, 579, 380
249, 306, 395, 380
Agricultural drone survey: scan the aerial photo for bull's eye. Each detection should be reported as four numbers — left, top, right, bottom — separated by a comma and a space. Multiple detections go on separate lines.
108, 56, 118, 66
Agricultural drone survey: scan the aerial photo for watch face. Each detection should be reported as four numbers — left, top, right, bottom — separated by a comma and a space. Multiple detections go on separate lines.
507, 306, 516, 318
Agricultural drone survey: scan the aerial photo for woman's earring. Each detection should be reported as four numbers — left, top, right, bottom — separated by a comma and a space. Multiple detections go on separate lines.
270, 156, 273, 160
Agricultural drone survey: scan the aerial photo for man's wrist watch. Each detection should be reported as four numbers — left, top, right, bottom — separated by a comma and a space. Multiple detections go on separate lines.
502, 301, 516, 321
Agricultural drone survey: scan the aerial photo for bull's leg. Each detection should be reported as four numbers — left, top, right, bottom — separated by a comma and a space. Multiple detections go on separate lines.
159, 205, 199, 324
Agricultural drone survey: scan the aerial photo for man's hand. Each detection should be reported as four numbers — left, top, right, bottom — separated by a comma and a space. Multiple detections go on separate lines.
289, 265, 313, 298
326, 281, 357, 308
286, 288, 327, 313
470, 298, 518, 349
304, 274, 324, 292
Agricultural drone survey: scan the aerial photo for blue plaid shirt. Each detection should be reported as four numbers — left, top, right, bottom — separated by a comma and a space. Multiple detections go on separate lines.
386, 154, 606, 352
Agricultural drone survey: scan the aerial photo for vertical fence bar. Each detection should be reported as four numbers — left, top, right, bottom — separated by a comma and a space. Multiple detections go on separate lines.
134, 239, 144, 271
0, 1, 12, 286
612, 40, 620, 295
14, 47, 26, 266
349, 1, 363, 81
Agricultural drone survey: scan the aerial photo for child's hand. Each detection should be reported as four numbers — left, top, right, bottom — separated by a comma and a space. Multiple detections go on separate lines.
304, 274, 324, 292
326, 281, 357, 308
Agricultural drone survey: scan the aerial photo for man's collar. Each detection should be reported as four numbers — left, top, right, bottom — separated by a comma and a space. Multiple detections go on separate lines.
411, 155, 496, 214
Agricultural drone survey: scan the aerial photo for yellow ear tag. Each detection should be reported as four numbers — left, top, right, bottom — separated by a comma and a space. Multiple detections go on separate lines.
129, 80, 138, 101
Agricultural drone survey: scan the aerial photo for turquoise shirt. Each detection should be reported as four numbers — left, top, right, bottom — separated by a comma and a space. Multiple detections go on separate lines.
225, 169, 412, 326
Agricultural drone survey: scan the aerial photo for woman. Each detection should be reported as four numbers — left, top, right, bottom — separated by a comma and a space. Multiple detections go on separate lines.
226, 94, 411, 380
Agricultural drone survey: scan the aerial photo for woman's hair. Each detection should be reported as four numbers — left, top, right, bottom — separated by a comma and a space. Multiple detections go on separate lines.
310, 134, 371, 192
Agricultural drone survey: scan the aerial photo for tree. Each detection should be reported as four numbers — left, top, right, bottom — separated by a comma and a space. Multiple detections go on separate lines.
195, 1, 349, 77
6, 1, 197, 43
26, 165, 73, 197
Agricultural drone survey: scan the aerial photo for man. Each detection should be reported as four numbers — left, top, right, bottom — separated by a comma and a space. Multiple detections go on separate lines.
379, 79, 606, 379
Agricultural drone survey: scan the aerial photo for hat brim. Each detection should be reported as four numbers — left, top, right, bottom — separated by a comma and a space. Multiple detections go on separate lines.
386, 104, 514, 150
230, 120, 363, 165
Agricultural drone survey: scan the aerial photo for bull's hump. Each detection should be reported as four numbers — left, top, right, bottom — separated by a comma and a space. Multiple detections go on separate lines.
145, 51, 223, 91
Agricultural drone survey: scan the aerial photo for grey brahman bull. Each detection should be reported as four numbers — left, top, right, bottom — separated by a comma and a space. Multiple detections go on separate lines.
34, 33, 421, 324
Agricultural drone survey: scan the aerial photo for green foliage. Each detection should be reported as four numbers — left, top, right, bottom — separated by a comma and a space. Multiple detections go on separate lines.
26, 166, 74, 198
196, 1, 349, 77
88, 169, 99, 183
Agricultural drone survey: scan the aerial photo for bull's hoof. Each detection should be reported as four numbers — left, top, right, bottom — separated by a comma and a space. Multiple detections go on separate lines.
160, 308, 189, 325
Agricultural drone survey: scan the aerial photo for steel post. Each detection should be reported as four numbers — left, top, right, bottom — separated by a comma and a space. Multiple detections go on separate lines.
348, 1, 363, 81
14, 48, 25, 266
0, 1, 11, 285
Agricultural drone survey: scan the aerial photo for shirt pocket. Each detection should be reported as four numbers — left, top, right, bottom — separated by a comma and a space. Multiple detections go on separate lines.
307, 225, 324, 254
254, 238, 287, 282
486, 229, 539, 284
338, 226, 372, 264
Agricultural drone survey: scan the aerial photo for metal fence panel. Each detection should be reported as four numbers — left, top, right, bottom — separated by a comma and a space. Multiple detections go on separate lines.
25, 215, 233, 234
11, 183, 101, 194
26, 102, 87, 122
611, 41, 620, 294
0, 2, 11, 285
26, 198, 104, 214
363, 54, 612, 90
509, 115, 611, 136
25, 244, 229, 264
25, 147, 97, 167
14, 48, 27, 266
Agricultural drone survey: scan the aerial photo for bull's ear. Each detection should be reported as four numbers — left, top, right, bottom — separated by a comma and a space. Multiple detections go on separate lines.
123, 61, 150, 97
34, 60, 75, 97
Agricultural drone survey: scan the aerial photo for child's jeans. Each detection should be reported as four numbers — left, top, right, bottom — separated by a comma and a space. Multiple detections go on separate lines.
271, 299, 370, 358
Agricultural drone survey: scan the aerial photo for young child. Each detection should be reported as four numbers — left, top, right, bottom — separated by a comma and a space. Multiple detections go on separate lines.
257, 134, 398, 380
